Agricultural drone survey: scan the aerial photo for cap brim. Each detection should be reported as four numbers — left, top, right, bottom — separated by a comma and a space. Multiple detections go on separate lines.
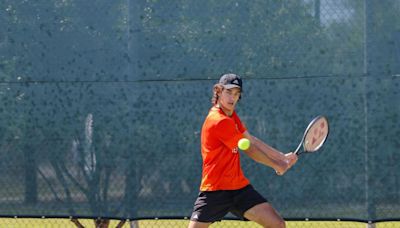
223, 84, 241, 89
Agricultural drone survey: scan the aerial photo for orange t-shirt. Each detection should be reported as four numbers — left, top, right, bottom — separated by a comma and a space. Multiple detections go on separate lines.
199, 106, 250, 191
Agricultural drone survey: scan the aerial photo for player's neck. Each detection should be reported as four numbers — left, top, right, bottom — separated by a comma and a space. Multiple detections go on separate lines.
216, 104, 233, 117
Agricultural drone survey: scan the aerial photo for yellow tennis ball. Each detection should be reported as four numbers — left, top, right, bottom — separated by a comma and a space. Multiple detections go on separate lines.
238, 138, 250, 150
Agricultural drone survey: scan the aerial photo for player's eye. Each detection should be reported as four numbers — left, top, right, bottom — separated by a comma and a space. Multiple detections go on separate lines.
232, 91, 240, 98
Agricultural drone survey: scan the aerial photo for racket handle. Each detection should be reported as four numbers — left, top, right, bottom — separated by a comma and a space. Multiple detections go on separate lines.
294, 140, 303, 155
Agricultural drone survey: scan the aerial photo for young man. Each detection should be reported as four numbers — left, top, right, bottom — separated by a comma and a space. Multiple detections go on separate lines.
188, 74, 298, 228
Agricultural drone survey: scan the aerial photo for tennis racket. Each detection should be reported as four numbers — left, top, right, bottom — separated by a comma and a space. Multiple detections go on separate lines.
294, 115, 329, 155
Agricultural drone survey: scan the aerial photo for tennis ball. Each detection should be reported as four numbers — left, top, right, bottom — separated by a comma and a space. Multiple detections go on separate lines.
238, 138, 250, 150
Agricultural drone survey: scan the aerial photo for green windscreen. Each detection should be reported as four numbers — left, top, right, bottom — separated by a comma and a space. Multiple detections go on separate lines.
0, 0, 399, 222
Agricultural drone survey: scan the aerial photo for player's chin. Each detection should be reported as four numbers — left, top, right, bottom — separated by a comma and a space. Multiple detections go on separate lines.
229, 103, 237, 110
224, 104, 235, 111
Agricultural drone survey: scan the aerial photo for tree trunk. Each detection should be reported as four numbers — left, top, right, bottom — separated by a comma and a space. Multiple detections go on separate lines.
94, 219, 110, 228
71, 218, 128, 228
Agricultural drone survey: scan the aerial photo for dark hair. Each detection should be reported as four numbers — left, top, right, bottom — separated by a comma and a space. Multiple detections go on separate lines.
211, 84, 223, 105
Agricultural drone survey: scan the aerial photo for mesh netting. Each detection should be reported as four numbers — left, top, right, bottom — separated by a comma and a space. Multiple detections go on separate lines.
0, 0, 399, 227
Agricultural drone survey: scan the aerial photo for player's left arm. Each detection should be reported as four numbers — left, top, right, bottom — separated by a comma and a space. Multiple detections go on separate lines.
242, 131, 297, 175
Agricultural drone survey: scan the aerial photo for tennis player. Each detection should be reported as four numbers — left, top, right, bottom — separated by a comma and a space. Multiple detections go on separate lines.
188, 73, 298, 228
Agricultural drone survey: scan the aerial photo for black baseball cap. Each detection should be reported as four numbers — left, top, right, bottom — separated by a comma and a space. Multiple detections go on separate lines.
219, 73, 242, 91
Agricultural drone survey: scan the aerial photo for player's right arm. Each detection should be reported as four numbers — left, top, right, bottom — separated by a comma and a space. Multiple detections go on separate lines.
242, 131, 297, 175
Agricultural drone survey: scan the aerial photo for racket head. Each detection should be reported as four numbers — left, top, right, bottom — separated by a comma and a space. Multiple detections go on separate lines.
302, 115, 329, 153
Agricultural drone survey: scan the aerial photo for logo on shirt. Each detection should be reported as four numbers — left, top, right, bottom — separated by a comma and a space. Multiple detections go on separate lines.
232, 147, 238, 153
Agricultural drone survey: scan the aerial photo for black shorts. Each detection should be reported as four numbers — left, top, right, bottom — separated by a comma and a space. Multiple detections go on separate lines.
190, 185, 268, 223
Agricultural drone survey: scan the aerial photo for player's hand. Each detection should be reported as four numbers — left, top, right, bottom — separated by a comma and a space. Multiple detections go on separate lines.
274, 159, 289, 175
275, 152, 298, 175
285, 152, 298, 169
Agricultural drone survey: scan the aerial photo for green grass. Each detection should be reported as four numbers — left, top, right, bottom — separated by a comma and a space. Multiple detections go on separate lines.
0, 218, 399, 228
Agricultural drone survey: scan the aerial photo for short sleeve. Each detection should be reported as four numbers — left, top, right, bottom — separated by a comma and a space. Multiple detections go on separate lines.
214, 118, 244, 150
232, 112, 247, 133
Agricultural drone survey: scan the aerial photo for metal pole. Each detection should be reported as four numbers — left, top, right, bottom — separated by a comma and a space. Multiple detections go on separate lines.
364, 0, 376, 223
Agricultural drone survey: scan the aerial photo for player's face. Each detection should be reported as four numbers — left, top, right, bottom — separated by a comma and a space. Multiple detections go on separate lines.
219, 87, 241, 115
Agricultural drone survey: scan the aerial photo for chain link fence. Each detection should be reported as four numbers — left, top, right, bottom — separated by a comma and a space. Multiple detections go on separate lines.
1, 0, 399, 227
